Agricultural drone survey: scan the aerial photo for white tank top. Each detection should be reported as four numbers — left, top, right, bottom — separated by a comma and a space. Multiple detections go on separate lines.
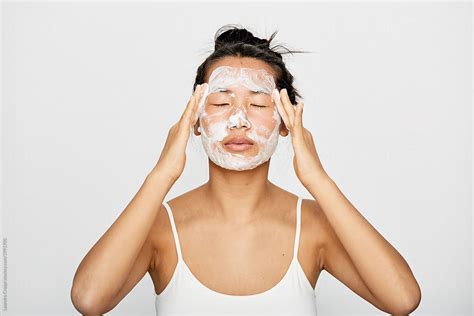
154, 196, 318, 315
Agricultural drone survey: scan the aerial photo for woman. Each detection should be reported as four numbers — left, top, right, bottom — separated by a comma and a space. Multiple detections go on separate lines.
71, 25, 421, 315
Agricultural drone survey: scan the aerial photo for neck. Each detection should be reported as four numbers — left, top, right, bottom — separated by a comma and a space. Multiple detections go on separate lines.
204, 159, 274, 224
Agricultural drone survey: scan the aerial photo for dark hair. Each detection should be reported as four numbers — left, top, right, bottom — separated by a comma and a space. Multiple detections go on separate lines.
192, 24, 308, 105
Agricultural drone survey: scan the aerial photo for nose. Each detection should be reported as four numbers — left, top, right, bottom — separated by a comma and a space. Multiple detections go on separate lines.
227, 108, 251, 130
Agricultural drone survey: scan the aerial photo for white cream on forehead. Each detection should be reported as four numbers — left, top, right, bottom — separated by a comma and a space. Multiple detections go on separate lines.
197, 65, 282, 171
207, 65, 276, 95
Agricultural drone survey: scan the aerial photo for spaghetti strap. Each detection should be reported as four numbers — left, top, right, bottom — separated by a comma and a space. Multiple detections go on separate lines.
162, 202, 183, 261
293, 196, 303, 259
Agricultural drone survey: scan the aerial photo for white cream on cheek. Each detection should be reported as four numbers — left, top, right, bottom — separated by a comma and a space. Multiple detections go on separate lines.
199, 105, 281, 171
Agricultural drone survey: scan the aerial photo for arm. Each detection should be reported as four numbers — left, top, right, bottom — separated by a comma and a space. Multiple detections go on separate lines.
308, 174, 421, 314
70, 170, 173, 315
70, 83, 208, 315
273, 88, 421, 314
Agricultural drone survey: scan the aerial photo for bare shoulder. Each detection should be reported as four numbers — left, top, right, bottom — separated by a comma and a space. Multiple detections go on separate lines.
300, 197, 326, 270
301, 198, 333, 249
147, 184, 206, 269
301, 198, 326, 238
267, 184, 325, 252
151, 184, 205, 232
269, 185, 325, 286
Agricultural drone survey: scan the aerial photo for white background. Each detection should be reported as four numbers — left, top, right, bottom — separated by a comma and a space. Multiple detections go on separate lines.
1, 1, 472, 315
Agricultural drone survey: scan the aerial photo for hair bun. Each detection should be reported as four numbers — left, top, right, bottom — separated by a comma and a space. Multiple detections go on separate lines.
214, 26, 270, 50
193, 24, 306, 105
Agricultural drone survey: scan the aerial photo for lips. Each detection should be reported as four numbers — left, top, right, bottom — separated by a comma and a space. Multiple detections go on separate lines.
223, 137, 254, 145
222, 136, 254, 152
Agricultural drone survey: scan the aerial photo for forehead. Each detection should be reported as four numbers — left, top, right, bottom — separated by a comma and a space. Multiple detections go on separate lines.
204, 57, 277, 83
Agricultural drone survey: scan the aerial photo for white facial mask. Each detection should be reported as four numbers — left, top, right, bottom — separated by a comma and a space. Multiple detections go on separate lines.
196, 65, 282, 171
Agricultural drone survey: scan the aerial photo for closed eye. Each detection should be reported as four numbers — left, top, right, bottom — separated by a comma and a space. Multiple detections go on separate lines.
212, 103, 267, 108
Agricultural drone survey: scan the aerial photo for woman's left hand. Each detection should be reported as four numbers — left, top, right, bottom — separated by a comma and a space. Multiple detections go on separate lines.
272, 88, 329, 187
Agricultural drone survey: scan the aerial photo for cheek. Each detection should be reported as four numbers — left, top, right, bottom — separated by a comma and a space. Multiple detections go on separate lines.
201, 115, 227, 138
251, 115, 278, 140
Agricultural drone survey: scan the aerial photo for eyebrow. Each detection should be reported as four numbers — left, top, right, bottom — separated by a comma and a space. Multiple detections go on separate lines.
216, 88, 268, 94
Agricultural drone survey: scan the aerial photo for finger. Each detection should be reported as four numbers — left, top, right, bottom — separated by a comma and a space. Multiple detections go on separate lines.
273, 89, 291, 129
192, 83, 208, 125
294, 102, 305, 138
280, 89, 295, 125
182, 85, 199, 118
181, 84, 201, 122
294, 102, 303, 126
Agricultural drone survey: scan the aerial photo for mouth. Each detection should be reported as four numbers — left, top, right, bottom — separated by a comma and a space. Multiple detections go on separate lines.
224, 143, 253, 151
223, 137, 254, 152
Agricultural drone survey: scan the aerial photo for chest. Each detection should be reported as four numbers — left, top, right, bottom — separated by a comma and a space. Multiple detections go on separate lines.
149, 218, 322, 296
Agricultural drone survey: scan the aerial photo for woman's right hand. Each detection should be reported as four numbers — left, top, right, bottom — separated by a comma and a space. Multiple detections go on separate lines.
152, 83, 208, 183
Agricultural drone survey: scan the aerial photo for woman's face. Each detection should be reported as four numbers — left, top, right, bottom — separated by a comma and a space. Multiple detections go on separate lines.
195, 57, 287, 171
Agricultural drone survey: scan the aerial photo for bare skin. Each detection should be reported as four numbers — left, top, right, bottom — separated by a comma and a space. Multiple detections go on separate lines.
71, 56, 421, 315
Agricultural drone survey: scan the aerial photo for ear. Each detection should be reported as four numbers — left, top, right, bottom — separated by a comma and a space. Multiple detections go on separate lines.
193, 120, 201, 136
279, 121, 289, 137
